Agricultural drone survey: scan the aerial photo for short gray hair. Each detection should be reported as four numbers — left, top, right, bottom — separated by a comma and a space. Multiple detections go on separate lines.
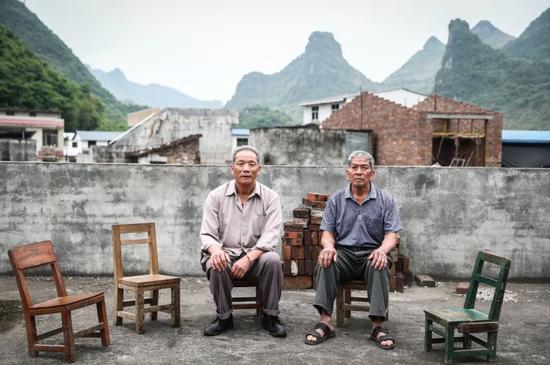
347, 150, 375, 169
232, 145, 260, 163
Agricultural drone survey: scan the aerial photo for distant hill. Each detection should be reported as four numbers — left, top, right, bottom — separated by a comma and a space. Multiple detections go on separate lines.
435, 19, 550, 130
502, 8, 550, 62
471, 20, 515, 49
226, 31, 379, 121
0, 26, 104, 131
90, 67, 222, 109
0, 0, 138, 129
381, 36, 445, 94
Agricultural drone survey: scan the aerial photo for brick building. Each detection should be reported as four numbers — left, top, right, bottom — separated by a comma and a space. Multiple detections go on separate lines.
322, 92, 502, 167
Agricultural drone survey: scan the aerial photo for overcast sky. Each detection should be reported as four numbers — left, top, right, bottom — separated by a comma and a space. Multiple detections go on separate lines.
24, 0, 550, 103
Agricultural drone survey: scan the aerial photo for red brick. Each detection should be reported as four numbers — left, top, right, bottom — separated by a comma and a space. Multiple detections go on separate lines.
303, 230, 312, 245
284, 222, 303, 232
283, 276, 312, 289
293, 207, 310, 218
282, 245, 291, 260
306, 192, 328, 202
284, 231, 303, 239
291, 246, 305, 260
304, 245, 312, 260
456, 282, 469, 294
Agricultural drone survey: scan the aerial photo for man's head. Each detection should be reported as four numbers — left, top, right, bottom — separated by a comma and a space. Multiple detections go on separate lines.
231, 145, 261, 186
345, 150, 375, 189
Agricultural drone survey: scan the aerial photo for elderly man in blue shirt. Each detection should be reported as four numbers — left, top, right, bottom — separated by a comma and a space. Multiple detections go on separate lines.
305, 150, 402, 350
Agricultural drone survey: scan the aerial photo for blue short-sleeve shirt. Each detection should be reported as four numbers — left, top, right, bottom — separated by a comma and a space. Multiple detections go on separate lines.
320, 183, 403, 249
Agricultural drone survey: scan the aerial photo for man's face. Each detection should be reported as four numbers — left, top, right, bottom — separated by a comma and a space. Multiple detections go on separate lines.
346, 156, 375, 189
231, 150, 260, 186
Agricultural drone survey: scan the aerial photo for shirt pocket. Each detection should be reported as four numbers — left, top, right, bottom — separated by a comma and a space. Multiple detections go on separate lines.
252, 211, 266, 239
366, 217, 384, 242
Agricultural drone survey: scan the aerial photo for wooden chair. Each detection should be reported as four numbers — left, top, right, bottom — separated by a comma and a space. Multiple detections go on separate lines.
335, 244, 398, 327
8, 240, 110, 363
232, 279, 261, 315
424, 252, 511, 364
112, 223, 181, 334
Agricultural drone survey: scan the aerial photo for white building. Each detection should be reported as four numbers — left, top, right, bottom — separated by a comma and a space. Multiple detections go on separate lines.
64, 130, 123, 162
300, 88, 428, 125
300, 94, 357, 125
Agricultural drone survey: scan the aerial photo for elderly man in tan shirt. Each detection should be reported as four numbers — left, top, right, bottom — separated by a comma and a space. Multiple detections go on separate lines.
200, 145, 286, 337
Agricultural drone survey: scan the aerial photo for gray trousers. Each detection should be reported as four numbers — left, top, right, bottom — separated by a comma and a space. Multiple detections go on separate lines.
206, 251, 283, 320
313, 247, 390, 320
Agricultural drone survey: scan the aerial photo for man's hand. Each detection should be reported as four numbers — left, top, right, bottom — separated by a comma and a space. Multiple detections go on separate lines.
368, 248, 388, 270
318, 247, 337, 268
209, 246, 230, 271
230, 255, 251, 279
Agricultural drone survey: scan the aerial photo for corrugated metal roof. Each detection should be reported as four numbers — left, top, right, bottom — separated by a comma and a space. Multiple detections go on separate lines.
232, 128, 250, 136
75, 130, 124, 141
502, 130, 550, 144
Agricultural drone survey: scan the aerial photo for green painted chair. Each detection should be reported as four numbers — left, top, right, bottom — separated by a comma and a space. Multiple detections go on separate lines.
424, 252, 511, 364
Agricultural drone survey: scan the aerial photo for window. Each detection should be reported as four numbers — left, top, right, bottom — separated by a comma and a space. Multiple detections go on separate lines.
331, 104, 340, 114
237, 137, 248, 147
42, 129, 58, 147
72, 142, 78, 148
312, 106, 319, 121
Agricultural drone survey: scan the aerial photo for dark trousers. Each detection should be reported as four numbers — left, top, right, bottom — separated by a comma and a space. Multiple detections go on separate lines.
313, 247, 390, 320
206, 251, 283, 320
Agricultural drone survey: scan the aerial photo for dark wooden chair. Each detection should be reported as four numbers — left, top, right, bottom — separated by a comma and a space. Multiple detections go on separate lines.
232, 279, 261, 315
424, 252, 511, 364
8, 240, 110, 363
112, 223, 181, 334
335, 244, 398, 327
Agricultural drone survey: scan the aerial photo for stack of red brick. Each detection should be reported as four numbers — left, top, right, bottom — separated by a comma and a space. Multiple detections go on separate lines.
282, 192, 327, 289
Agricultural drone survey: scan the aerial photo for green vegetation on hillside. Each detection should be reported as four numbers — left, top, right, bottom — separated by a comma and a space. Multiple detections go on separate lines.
0, 0, 138, 129
0, 26, 104, 130
235, 106, 296, 129
435, 19, 550, 130
502, 8, 550, 62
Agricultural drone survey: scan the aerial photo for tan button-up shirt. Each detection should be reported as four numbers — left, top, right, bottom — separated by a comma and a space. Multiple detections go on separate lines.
200, 180, 282, 257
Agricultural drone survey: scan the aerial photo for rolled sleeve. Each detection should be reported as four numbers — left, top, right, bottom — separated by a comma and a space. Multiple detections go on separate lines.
384, 196, 403, 233
200, 191, 223, 252
320, 196, 337, 233
254, 194, 282, 252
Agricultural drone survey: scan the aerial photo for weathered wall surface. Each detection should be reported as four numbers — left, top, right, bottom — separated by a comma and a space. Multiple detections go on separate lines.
250, 126, 373, 166
1, 162, 549, 279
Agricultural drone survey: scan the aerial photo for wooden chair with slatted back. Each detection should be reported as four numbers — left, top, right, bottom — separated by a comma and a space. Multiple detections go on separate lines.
424, 252, 511, 364
8, 240, 110, 363
112, 222, 180, 334
335, 240, 399, 327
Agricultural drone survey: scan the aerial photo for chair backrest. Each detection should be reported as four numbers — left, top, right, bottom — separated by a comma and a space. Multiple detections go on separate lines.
112, 223, 159, 279
8, 240, 67, 309
464, 251, 511, 321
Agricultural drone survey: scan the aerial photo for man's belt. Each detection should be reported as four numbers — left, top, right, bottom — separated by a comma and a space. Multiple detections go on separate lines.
335, 245, 372, 252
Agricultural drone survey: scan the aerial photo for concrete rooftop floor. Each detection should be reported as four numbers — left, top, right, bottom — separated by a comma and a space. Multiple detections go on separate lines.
0, 276, 549, 365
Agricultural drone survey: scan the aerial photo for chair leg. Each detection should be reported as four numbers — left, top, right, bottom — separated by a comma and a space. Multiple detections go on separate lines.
336, 286, 344, 328
114, 287, 124, 326
151, 289, 159, 320
135, 289, 145, 334
344, 288, 351, 318
463, 332, 472, 349
96, 300, 110, 347
61, 311, 75, 363
255, 286, 262, 316
444, 325, 455, 365
172, 284, 180, 328
487, 331, 498, 360
424, 317, 433, 352
24, 314, 39, 357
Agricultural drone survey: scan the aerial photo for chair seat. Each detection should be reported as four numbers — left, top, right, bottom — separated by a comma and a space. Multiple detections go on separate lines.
30, 292, 104, 313
425, 307, 489, 325
342, 280, 367, 289
119, 274, 180, 287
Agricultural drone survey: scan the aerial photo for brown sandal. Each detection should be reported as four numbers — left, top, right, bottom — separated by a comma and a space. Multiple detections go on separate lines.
370, 326, 396, 350
304, 322, 336, 345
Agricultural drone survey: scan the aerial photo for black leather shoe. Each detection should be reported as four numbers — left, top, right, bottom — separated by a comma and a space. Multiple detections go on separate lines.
261, 314, 287, 337
204, 315, 234, 336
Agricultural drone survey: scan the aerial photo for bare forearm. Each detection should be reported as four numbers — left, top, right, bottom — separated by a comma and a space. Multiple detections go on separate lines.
379, 232, 398, 254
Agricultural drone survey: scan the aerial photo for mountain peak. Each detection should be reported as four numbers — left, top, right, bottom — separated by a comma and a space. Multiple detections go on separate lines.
305, 31, 342, 58
423, 36, 444, 50
472, 20, 515, 49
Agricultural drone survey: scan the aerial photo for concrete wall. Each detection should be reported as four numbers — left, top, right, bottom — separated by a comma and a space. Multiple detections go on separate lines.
1, 162, 549, 280
250, 126, 373, 166
0, 139, 36, 161
111, 108, 237, 164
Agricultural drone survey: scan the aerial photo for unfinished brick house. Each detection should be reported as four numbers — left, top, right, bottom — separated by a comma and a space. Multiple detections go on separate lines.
322, 92, 502, 166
